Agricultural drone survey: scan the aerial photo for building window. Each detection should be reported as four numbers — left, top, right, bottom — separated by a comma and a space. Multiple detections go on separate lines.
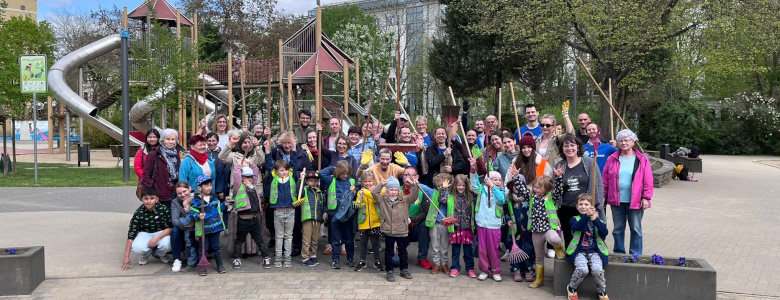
20, 5, 26, 10
1, 3, 7, 8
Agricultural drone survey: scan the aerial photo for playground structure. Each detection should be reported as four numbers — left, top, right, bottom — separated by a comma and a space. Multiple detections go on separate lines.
47, 0, 373, 153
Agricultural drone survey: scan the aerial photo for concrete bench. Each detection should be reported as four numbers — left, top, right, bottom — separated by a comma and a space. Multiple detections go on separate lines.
109, 145, 140, 167
671, 155, 702, 173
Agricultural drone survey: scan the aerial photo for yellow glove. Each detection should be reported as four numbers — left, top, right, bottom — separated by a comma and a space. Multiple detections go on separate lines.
360, 149, 374, 166
394, 151, 409, 166
352, 201, 366, 209
293, 198, 306, 207
562, 100, 570, 116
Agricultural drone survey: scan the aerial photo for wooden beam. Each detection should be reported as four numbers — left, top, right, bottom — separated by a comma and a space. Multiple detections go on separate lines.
316, 7, 322, 50
228, 52, 233, 130
288, 71, 294, 132
268, 64, 275, 131
344, 59, 349, 117
241, 54, 246, 127
355, 58, 360, 106
498, 87, 502, 126
47, 96, 53, 154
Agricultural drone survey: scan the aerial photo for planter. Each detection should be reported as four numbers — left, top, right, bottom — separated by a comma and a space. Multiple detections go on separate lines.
0, 246, 45, 296
553, 255, 716, 300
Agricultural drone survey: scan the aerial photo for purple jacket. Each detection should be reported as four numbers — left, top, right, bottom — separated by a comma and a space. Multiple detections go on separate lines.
602, 149, 653, 209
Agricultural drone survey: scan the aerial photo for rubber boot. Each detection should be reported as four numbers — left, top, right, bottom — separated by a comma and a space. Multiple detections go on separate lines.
215, 255, 227, 274
529, 265, 544, 288
554, 244, 566, 260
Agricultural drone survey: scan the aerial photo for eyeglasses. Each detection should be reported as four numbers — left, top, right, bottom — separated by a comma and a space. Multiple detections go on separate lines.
618, 139, 635, 144
539, 124, 553, 128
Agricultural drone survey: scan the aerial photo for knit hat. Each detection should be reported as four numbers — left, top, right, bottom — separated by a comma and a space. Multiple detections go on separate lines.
488, 171, 501, 181
387, 176, 400, 189
519, 135, 536, 150
241, 166, 254, 177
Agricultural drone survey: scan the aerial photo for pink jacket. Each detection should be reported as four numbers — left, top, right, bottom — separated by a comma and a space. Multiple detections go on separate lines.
602, 150, 653, 209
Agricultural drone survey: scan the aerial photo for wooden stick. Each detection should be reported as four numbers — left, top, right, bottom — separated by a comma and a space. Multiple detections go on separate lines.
361, 92, 375, 154
288, 70, 296, 135
509, 83, 522, 137
241, 55, 246, 127
315, 64, 321, 170
608, 78, 615, 141
590, 146, 598, 200
355, 58, 360, 106
297, 167, 307, 201
343, 59, 349, 118
498, 88, 502, 127
577, 57, 629, 130
378, 70, 390, 122
448, 87, 472, 158
227, 52, 233, 130
268, 64, 274, 131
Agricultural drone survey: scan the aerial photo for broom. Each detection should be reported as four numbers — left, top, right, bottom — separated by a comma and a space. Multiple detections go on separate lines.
196, 198, 211, 273
416, 183, 458, 226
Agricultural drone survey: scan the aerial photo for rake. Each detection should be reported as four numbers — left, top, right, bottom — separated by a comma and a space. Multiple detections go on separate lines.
196, 199, 211, 274
508, 215, 530, 264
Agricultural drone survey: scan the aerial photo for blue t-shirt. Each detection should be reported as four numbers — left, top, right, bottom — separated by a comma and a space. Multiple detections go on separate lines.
583, 142, 618, 174
516, 125, 542, 143
618, 155, 636, 203
423, 135, 432, 148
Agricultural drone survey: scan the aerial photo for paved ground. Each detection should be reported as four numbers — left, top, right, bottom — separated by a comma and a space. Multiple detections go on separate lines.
4, 141, 130, 168
1, 155, 779, 299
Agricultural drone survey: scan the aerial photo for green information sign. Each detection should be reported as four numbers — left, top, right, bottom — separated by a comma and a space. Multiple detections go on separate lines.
20, 55, 47, 94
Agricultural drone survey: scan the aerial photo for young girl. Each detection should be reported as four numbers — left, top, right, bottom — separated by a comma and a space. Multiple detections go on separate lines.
354, 171, 383, 272
320, 160, 357, 269
506, 176, 536, 282
426, 173, 455, 275
468, 157, 507, 282
449, 174, 475, 278
565, 193, 609, 300
523, 175, 565, 288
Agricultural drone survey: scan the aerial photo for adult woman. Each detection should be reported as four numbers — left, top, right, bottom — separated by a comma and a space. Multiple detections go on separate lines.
506, 135, 553, 187
134, 129, 160, 182
602, 129, 653, 255
179, 135, 216, 194
552, 134, 604, 246
205, 133, 230, 201
142, 128, 184, 208
334, 136, 359, 177
197, 114, 230, 150
302, 130, 336, 170
219, 130, 267, 192
535, 113, 574, 170
423, 126, 465, 187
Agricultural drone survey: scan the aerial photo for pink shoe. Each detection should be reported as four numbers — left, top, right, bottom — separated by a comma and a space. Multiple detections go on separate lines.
513, 273, 523, 282
450, 269, 459, 278
525, 272, 534, 282
468, 270, 476, 278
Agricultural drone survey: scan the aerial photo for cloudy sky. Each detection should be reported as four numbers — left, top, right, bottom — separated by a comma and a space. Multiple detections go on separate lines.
39, 0, 344, 21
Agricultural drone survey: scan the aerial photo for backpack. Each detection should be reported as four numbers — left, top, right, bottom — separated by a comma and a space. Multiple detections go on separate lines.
673, 164, 691, 181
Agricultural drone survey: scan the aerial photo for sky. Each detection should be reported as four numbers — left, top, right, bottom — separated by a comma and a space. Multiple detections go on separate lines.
38, 0, 343, 22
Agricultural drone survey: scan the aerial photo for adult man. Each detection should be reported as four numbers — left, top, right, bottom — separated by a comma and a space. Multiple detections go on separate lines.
121, 188, 173, 270
461, 100, 486, 149
323, 117, 343, 151
582, 122, 618, 173
358, 148, 407, 184
517, 104, 542, 141
576, 113, 591, 144
403, 166, 436, 270
485, 115, 498, 135
382, 111, 411, 143
293, 109, 313, 145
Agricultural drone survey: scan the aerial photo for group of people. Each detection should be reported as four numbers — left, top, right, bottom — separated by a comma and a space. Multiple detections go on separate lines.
122, 101, 655, 300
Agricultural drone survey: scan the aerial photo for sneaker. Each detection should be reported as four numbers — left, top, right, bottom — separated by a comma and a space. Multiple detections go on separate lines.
232, 258, 242, 269
525, 272, 534, 282
501, 249, 510, 261
347, 260, 355, 268
417, 259, 433, 270
263, 257, 272, 269
492, 274, 503, 282
355, 261, 367, 272
468, 270, 477, 278
598, 291, 609, 300
283, 261, 292, 268
184, 265, 196, 272
217, 264, 227, 274
138, 253, 151, 265
291, 248, 301, 257
171, 259, 182, 272
568, 285, 580, 300
449, 269, 459, 278
400, 269, 413, 279
323, 244, 333, 255
304, 259, 316, 267
477, 272, 489, 281
513, 272, 523, 282
311, 257, 320, 266
547, 249, 555, 258
159, 254, 171, 264
386, 272, 396, 282
374, 261, 384, 271
340, 245, 346, 255
332, 261, 341, 269
274, 262, 282, 268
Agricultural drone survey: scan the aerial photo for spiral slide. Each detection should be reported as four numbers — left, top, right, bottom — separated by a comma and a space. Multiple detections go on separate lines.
48, 34, 226, 146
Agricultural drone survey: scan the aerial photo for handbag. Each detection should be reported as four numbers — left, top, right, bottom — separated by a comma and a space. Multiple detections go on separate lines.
136, 151, 158, 200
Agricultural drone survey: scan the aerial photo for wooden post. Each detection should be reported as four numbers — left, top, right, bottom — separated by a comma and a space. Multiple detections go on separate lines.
355, 58, 360, 106
58, 102, 65, 153
510, 83, 522, 136
268, 64, 275, 131
396, 38, 401, 111
202, 73, 206, 129
280, 39, 290, 128
227, 52, 233, 130
241, 54, 246, 127
343, 59, 349, 118
177, 9, 184, 146
47, 96, 53, 154
608, 79, 615, 141
315, 64, 321, 170
498, 87, 502, 126
288, 71, 294, 129
315, 7, 322, 51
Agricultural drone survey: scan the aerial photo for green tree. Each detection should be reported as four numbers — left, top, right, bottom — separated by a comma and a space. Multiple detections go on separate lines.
198, 22, 226, 62
0, 16, 56, 118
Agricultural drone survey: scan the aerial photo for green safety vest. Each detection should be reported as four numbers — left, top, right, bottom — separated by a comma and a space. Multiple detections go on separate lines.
566, 216, 609, 256
192, 197, 225, 237
327, 178, 355, 210
233, 184, 252, 212
356, 189, 381, 225
526, 193, 559, 231
269, 172, 296, 205
425, 191, 455, 233
475, 185, 510, 219
301, 187, 322, 222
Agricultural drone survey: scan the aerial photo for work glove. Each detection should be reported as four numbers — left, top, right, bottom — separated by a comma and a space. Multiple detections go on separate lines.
472, 147, 483, 159
352, 201, 366, 209
562, 100, 570, 116
394, 151, 409, 166
293, 198, 306, 207
360, 149, 374, 167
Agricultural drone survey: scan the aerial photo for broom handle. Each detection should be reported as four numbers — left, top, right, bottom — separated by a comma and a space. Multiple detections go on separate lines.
415, 183, 446, 218
200, 199, 205, 254
590, 146, 598, 200
447, 87, 472, 158
297, 168, 307, 200
509, 83, 522, 136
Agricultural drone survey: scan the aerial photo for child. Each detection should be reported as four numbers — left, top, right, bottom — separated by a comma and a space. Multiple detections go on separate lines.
171, 181, 197, 272
468, 157, 507, 282
188, 175, 227, 276
265, 143, 296, 268
426, 173, 454, 275
319, 160, 357, 269
449, 174, 475, 278
230, 167, 272, 270
354, 170, 383, 272
121, 188, 172, 271
295, 170, 326, 267
506, 176, 536, 282
565, 194, 610, 300
523, 175, 565, 288
373, 176, 419, 282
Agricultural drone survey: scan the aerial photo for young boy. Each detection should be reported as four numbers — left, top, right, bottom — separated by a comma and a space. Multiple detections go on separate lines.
565, 194, 609, 300
265, 143, 296, 268
373, 176, 419, 282
230, 167, 272, 270
121, 188, 172, 271
295, 170, 326, 267
426, 173, 454, 275
188, 175, 227, 275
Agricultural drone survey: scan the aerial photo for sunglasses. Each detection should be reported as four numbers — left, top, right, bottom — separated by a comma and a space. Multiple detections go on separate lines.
539, 124, 553, 128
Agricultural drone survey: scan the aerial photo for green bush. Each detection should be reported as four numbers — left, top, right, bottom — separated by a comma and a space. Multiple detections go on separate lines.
83, 122, 118, 149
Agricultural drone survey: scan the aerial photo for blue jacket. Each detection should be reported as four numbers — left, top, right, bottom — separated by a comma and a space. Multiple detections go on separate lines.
189, 196, 225, 235
583, 142, 618, 175
264, 145, 305, 202
319, 166, 355, 212
178, 155, 216, 196
565, 214, 609, 266
207, 148, 230, 196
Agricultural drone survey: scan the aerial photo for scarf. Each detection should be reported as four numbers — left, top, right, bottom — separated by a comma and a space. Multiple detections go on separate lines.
232, 132, 255, 157
160, 146, 179, 184
307, 144, 319, 157
190, 150, 208, 165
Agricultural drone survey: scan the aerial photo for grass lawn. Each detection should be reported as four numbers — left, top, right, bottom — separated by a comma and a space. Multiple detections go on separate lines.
0, 162, 137, 187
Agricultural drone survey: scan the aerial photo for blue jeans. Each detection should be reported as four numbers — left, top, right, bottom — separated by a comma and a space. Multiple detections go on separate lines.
611, 203, 644, 255
171, 227, 184, 261
329, 217, 355, 263
410, 222, 430, 260
183, 228, 197, 266
195, 232, 221, 264
451, 243, 474, 272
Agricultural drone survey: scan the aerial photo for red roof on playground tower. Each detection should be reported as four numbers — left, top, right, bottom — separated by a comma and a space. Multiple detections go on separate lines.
128, 0, 193, 27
